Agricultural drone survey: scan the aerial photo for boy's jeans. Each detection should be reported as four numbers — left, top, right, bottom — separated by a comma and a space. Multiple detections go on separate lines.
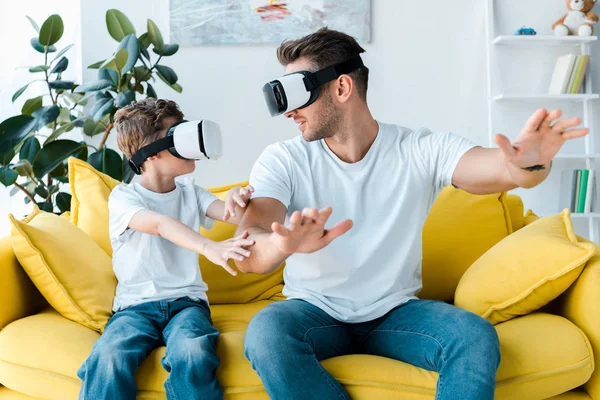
77, 297, 222, 400
245, 298, 500, 400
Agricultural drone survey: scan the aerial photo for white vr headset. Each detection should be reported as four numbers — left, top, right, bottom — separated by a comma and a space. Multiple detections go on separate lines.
262, 55, 364, 117
128, 119, 223, 175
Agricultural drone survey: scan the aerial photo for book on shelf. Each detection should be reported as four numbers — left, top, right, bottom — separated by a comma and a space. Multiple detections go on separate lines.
548, 54, 590, 95
559, 169, 596, 213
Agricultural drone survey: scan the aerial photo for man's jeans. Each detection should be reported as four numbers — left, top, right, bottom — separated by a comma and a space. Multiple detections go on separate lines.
77, 297, 222, 400
245, 298, 500, 400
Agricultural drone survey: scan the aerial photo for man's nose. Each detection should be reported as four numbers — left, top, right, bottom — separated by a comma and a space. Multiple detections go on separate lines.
283, 110, 296, 119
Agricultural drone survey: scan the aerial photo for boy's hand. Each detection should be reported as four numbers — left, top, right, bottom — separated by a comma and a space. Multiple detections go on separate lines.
223, 185, 254, 221
203, 231, 255, 276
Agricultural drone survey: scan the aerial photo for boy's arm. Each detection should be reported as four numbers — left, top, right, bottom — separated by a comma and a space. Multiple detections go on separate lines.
128, 209, 253, 275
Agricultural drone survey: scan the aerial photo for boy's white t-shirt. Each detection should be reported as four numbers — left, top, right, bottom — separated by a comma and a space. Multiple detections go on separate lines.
108, 177, 218, 312
250, 122, 477, 323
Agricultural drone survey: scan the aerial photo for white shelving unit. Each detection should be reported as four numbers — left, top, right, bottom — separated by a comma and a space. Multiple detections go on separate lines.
485, 0, 599, 242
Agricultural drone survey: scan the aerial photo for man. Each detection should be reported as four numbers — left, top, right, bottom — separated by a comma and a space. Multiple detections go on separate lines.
235, 28, 588, 400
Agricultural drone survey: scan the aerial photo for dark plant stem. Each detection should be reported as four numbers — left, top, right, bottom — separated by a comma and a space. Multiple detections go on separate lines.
14, 182, 36, 204
98, 122, 114, 150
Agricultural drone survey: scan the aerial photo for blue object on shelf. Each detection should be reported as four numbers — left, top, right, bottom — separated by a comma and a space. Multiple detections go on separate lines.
514, 26, 537, 35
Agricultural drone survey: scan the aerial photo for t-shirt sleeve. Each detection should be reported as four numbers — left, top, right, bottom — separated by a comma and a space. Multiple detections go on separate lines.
415, 128, 478, 191
194, 185, 219, 230
108, 185, 147, 239
249, 143, 293, 208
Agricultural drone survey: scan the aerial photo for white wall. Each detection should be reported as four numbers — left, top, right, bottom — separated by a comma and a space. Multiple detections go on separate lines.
2, 0, 600, 238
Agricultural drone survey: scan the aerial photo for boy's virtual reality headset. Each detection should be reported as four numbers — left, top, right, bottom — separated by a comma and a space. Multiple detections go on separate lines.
262, 55, 364, 117
128, 120, 223, 175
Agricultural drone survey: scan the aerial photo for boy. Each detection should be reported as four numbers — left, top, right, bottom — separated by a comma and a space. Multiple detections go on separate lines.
77, 98, 254, 400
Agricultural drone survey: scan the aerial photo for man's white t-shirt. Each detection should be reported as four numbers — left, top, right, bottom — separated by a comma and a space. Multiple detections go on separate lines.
108, 177, 218, 312
250, 122, 476, 323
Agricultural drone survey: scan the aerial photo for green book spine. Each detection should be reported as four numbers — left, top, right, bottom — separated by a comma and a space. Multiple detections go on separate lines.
574, 170, 581, 212
578, 169, 589, 213
570, 55, 589, 94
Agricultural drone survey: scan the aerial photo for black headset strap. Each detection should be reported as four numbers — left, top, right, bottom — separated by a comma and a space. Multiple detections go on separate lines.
304, 56, 365, 90
129, 135, 175, 172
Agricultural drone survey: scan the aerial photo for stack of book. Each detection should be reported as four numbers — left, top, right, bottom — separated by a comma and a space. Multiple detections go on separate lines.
548, 54, 590, 95
559, 169, 596, 213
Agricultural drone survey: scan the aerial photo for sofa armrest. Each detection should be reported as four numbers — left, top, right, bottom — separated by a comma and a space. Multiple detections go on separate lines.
558, 248, 600, 400
0, 236, 45, 330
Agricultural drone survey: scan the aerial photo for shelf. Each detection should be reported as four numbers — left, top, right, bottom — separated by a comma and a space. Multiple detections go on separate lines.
493, 94, 599, 101
492, 35, 598, 45
538, 212, 600, 218
554, 154, 600, 160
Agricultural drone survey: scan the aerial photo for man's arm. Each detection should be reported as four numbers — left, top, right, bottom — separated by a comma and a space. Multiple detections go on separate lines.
452, 108, 588, 195
234, 198, 354, 274
452, 147, 550, 195
234, 198, 290, 274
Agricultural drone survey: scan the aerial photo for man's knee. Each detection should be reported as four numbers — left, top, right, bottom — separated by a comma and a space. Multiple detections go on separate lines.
244, 304, 299, 362
452, 311, 500, 366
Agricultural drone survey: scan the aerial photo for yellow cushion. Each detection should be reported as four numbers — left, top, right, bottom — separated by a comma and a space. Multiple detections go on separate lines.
69, 157, 120, 255
8, 208, 116, 333
68, 158, 284, 304
0, 308, 592, 400
455, 209, 596, 325
420, 187, 512, 301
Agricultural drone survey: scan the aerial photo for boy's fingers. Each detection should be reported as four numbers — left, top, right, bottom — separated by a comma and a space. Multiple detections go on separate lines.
221, 261, 238, 276
234, 195, 246, 207
234, 231, 249, 240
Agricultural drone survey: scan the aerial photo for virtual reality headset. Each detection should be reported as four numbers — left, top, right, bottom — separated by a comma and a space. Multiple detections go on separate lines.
262, 55, 365, 117
128, 119, 223, 175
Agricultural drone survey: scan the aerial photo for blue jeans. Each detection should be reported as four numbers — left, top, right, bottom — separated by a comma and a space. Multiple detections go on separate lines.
77, 297, 222, 400
245, 299, 500, 400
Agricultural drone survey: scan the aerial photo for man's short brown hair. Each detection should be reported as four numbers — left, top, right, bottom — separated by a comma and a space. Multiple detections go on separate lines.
114, 98, 184, 159
277, 28, 369, 100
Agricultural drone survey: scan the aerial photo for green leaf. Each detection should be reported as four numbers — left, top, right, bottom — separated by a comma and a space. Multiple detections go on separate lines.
37, 202, 53, 212
134, 66, 151, 82
138, 33, 152, 48
116, 90, 135, 107
101, 48, 128, 72
50, 57, 68, 74
83, 117, 108, 137
48, 185, 59, 196
48, 80, 74, 90
26, 16, 40, 33
153, 43, 179, 57
147, 19, 164, 53
91, 98, 115, 121
29, 65, 50, 73
14, 160, 34, 177
44, 120, 78, 143
88, 60, 105, 69
12, 84, 30, 102
51, 44, 74, 64
135, 84, 144, 95
106, 9, 136, 42
75, 143, 88, 161
0, 167, 18, 186
0, 115, 37, 146
39, 15, 64, 46
19, 137, 41, 163
35, 186, 48, 199
122, 154, 134, 183
88, 148, 123, 181
155, 65, 178, 85
56, 192, 71, 213
0, 143, 15, 166
50, 162, 66, 177
30, 38, 56, 54
32, 139, 84, 178
74, 79, 113, 93
98, 68, 119, 85
117, 34, 139, 74
146, 83, 157, 98
57, 107, 71, 124
139, 42, 150, 61
10, 186, 20, 196
21, 96, 43, 115
171, 83, 183, 93
32, 105, 60, 130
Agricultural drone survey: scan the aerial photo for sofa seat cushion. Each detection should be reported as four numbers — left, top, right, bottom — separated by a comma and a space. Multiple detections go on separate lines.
0, 304, 593, 400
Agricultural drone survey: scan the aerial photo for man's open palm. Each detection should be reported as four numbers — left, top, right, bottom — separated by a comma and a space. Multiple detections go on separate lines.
271, 207, 353, 254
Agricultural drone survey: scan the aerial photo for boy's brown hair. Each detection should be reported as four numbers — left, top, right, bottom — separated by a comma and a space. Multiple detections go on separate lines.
276, 27, 369, 100
114, 98, 184, 160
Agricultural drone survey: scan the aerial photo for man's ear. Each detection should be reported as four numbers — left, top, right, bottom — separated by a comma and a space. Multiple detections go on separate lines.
335, 74, 354, 103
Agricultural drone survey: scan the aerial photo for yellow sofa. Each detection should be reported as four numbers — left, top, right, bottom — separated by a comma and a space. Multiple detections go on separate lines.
0, 162, 598, 399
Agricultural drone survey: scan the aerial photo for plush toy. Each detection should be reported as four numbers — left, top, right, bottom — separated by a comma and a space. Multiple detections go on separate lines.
553, 0, 599, 36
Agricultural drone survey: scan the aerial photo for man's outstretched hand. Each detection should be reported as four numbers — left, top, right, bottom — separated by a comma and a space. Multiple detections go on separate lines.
270, 207, 353, 255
